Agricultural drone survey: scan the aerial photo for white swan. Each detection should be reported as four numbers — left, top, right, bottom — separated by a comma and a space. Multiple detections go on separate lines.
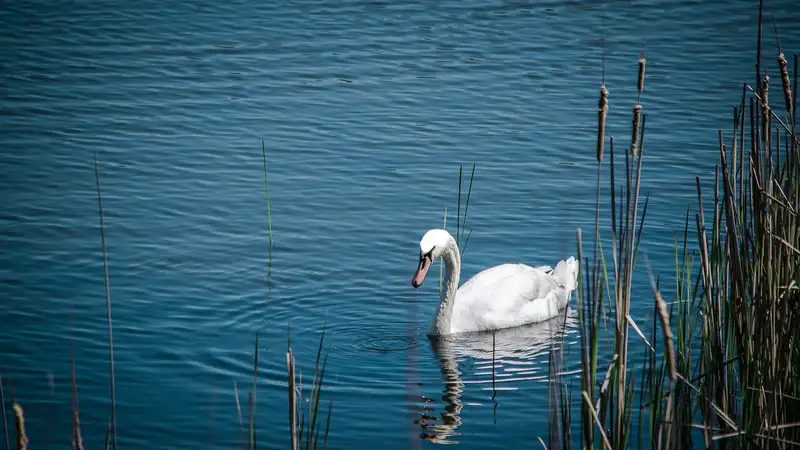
411, 229, 579, 336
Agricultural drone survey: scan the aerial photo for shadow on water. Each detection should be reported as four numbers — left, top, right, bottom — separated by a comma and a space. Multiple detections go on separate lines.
416, 309, 578, 444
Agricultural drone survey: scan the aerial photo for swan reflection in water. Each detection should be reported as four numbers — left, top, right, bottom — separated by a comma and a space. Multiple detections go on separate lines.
416, 308, 578, 444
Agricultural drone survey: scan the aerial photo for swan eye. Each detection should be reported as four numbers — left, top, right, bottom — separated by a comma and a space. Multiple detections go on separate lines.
422, 246, 435, 260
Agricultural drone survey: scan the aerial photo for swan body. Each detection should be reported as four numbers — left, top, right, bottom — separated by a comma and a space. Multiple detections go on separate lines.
411, 229, 579, 336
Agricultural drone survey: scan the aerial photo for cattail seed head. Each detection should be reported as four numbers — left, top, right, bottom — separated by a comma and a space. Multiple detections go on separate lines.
596, 85, 609, 163
14, 402, 29, 450
631, 104, 642, 156
777, 52, 794, 118
637, 57, 647, 96
655, 291, 677, 382
762, 74, 770, 108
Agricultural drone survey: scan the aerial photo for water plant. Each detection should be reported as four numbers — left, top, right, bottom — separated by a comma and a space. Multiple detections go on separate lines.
94, 154, 118, 450
551, 1, 800, 448
0, 143, 332, 450
455, 162, 476, 255
287, 326, 333, 450
261, 139, 274, 281
440, 163, 476, 295
236, 143, 334, 450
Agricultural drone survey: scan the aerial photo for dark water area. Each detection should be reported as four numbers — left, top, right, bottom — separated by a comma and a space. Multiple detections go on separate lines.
1, 0, 798, 448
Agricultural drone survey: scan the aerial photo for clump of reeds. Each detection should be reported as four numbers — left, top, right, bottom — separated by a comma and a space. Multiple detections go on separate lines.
286, 326, 333, 450
3, 130, 319, 450
684, 12, 799, 446
550, 1, 800, 449
566, 39, 652, 450
232, 327, 330, 450
234, 143, 332, 450
666, 4, 799, 446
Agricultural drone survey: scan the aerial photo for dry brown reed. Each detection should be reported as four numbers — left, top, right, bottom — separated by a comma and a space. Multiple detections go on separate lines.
778, 53, 793, 119
652, 288, 675, 384
71, 352, 83, 450
71, 410, 84, 450
581, 391, 612, 450
597, 86, 609, 163
11, 404, 26, 450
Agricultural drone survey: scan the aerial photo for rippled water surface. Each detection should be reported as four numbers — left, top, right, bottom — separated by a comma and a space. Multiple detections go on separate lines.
1, 0, 799, 448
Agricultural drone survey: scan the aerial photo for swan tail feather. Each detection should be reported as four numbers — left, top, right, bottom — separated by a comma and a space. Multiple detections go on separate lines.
553, 256, 579, 291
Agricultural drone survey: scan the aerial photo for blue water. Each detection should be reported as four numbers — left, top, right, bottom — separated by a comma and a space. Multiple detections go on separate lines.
1, 0, 798, 448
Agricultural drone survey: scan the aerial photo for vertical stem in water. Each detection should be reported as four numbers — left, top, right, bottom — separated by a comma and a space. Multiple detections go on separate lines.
94, 156, 117, 450
456, 165, 462, 247
261, 140, 274, 279
0, 371, 8, 450
440, 207, 447, 296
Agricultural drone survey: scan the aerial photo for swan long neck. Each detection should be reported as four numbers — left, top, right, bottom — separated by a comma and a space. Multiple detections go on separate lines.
432, 235, 461, 335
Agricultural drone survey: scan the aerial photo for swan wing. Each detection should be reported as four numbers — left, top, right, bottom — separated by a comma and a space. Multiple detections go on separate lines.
451, 263, 567, 333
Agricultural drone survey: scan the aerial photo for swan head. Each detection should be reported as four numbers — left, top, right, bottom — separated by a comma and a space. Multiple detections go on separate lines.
411, 229, 452, 288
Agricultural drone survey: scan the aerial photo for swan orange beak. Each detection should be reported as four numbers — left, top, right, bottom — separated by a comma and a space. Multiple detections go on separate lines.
412, 254, 432, 288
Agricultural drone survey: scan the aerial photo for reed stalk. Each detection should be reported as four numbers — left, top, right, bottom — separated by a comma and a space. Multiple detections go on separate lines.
93, 155, 117, 450
71, 351, 83, 450
455, 163, 476, 254
261, 140, 274, 280
288, 348, 297, 450
440, 207, 447, 296
11, 404, 26, 450
249, 331, 259, 450
104, 420, 110, 450
1, 371, 8, 450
